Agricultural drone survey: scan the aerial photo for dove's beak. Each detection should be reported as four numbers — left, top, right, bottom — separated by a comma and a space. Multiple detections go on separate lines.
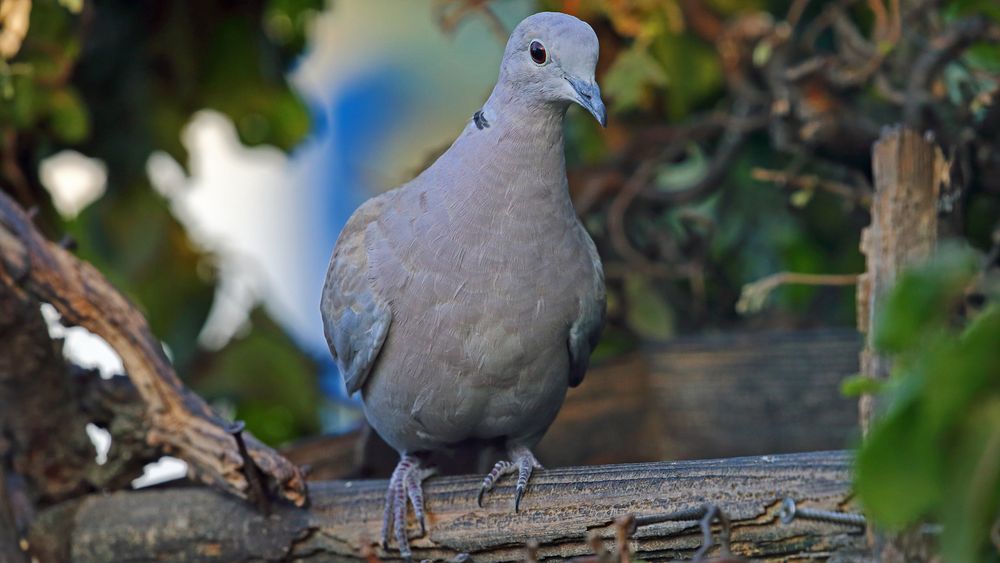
568, 77, 607, 128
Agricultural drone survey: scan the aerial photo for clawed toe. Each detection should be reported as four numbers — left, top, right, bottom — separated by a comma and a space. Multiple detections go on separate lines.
477, 446, 542, 512
514, 482, 526, 513
477, 460, 514, 507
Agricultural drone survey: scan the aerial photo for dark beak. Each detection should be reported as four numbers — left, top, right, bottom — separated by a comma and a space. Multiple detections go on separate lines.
568, 77, 607, 127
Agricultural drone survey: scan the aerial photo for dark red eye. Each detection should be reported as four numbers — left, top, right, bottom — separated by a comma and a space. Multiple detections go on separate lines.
529, 40, 547, 64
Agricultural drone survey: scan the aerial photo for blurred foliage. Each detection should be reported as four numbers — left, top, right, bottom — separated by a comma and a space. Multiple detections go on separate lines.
0, 0, 321, 446
191, 308, 322, 445
851, 246, 999, 562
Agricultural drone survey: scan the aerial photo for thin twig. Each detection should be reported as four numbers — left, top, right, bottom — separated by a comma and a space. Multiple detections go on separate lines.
751, 167, 872, 208
737, 272, 859, 314
226, 420, 271, 515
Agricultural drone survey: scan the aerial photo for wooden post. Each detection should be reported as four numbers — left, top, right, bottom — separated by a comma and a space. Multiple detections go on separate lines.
857, 127, 948, 560
857, 127, 944, 433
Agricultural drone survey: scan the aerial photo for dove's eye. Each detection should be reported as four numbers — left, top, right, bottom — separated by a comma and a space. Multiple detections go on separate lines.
529, 40, 547, 65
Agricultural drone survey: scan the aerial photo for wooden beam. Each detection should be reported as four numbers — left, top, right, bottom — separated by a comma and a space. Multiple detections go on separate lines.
29, 451, 867, 562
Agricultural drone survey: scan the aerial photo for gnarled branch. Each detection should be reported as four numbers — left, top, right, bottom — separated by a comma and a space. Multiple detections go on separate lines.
0, 190, 306, 507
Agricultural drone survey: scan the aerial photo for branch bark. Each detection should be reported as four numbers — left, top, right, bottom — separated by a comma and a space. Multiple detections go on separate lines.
0, 190, 306, 507
28, 450, 866, 562
0, 289, 99, 504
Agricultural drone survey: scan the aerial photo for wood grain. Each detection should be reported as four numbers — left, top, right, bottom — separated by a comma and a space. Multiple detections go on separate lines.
30, 450, 866, 562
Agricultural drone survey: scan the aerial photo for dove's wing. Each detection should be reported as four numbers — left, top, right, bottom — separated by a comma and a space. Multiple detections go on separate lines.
567, 223, 605, 388
321, 196, 393, 395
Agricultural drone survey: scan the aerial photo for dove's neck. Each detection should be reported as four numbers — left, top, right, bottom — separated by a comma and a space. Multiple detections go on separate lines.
481, 83, 568, 150
441, 83, 572, 210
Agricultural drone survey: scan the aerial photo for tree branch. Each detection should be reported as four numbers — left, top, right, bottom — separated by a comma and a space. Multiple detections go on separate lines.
0, 190, 306, 507
29, 450, 867, 562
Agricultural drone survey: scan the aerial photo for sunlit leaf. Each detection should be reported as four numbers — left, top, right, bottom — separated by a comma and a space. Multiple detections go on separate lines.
840, 373, 886, 397
603, 43, 668, 112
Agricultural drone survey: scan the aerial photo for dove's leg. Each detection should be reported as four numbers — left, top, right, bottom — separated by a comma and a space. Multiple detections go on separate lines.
382, 454, 435, 558
476, 445, 543, 512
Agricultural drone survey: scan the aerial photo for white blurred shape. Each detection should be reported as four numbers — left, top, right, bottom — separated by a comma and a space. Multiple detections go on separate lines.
85, 423, 111, 465
38, 150, 107, 218
132, 456, 188, 489
40, 303, 124, 378
148, 112, 300, 349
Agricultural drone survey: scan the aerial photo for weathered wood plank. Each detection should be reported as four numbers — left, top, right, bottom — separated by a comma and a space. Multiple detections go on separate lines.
638, 329, 860, 460
30, 451, 867, 562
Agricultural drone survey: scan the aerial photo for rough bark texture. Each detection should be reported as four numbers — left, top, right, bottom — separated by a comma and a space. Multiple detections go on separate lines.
29, 450, 866, 562
0, 289, 97, 504
0, 464, 27, 563
0, 190, 306, 507
857, 127, 945, 561
857, 126, 942, 432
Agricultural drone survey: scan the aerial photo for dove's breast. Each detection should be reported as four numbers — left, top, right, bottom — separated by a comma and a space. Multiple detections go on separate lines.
359, 177, 594, 453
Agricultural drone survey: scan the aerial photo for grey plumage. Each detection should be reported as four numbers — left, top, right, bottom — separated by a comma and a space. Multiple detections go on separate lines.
321, 11, 606, 557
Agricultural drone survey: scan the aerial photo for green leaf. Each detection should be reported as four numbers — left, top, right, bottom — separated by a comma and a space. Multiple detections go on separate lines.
58, 0, 84, 15
649, 32, 723, 119
940, 399, 1000, 563
752, 41, 772, 67
840, 374, 886, 397
944, 0, 1000, 23
603, 43, 668, 112
873, 245, 978, 353
921, 305, 1000, 432
655, 144, 708, 191
790, 189, 813, 208
48, 87, 89, 142
856, 407, 945, 528
624, 274, 674, 340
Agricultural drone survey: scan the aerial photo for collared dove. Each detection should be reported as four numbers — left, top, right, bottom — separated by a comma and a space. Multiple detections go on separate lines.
321, 11, 606, 557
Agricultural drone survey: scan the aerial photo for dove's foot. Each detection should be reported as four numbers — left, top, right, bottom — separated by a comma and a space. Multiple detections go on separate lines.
382, 454, 436, 559
476, 445, 543, 512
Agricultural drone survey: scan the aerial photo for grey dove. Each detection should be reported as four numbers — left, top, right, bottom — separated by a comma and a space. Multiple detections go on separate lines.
321, 12, 606, 557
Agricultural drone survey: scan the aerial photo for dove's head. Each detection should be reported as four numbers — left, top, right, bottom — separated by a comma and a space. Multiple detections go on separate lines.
497, 12, 606, 127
